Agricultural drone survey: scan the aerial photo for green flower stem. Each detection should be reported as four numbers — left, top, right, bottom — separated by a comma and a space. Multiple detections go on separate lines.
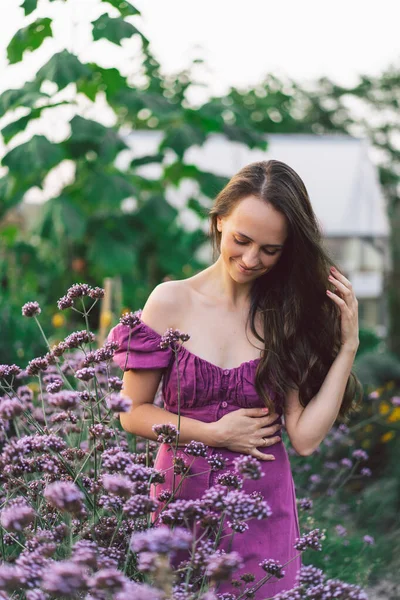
38, 374, 48, 429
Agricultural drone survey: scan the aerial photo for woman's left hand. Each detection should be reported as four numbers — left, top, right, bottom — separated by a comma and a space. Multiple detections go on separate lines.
327, 266, 359, 352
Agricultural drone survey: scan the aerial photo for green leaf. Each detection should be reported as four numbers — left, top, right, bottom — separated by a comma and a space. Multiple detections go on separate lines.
222, 123, 267, 149
114, 89, 179, 121
91, 13, 146, 46
1, 102, 70, 144
101, 0, 141, 17
81, 168, 139, 211
130, 153, 164, 168
32, 195, 87, 242
7, 18, 53, 64
2, 135, 65, 186
77, 64, 127, 103
87, 229, 138, 275
21, 0, 38, 16
35, 50, 92, 92
164, 162, 229, 198
159, 123, 208, 159
0, 176, 26, 219
0, 82, 49, 119
64, 115, 128, 163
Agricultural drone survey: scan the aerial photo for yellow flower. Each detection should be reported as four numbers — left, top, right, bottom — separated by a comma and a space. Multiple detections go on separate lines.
375, 386, 385, 396
121, 307, 131, 315
380, 431, 396, 443
100, 311, 113, 328
27, 382, 40, 393
385, 381, 395, 391
361, 439, 371, 449
364, 424, 374, 433
388, 407, 400, 423
379, 401, 391, 415
52, 314, 66, 328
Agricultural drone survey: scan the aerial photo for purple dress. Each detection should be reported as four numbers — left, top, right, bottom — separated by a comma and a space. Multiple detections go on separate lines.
108, 317, 301, 598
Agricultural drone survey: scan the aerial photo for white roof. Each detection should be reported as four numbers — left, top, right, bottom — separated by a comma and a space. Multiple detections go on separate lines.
120, 131, 389, 239
183, 133, 389, 239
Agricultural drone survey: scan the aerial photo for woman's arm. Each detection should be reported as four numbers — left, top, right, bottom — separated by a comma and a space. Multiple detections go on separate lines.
284, 344, 358, 456
120, 401, 218, 447
285, 266, 360, 456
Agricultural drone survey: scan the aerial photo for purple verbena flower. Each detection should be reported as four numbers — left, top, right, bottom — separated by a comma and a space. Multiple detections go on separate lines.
0, 498, 35, 532
64, 330, 96, 349
44, 481, 86, 517
361, 467, 372, 477
294, 528, 324, 552
106, 393, 132, 413
119, 310, 142, 328
122, 495, 158, 519
0, 397, 24, 420
102, 474, 132, 498
0, 564, 25, 592
296, 564, 326, 587
205, 551, 243, 581
363, 535, 375, 545
26, 357, 49, 376
335, 524, 347, 537
130, 525, 192, 554
47, 391, 80, 410
340, 458, 353, 468
298, 497, 313, 510
88, 567, 127, 591
307, 578, 368, 599
22, 301, 41, 317
233, 455, 264, 480
352, 449, 369, 461
75, 367, 96, 381
41, 560, 87, 594
259, 558, 285, 579
184, 440, 208, 457
152, 423, 179, 444
216, 471, 243, 490
0, 364, 21, 379
159, 327, 190, 350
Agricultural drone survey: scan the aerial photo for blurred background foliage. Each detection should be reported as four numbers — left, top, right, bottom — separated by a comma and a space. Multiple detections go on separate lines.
1, 0, 400, 367
1, 0, 400, 590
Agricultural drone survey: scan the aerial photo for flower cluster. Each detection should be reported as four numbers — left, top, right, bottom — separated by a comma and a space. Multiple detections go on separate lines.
0, 498, 35, 532
57, 283, 104, 310
152, 423, 179, 444
22, 301, 41, 317
159, 327, 190, 350
44, 481, 86, 517
294, 529, 324, 552
233, 454, 264, 480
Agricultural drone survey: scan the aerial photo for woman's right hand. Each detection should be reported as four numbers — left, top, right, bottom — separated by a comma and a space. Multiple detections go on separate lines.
212, 408, 282, 460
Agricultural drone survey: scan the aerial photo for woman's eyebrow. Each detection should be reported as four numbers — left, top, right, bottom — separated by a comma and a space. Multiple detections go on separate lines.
235, 231, 284, 248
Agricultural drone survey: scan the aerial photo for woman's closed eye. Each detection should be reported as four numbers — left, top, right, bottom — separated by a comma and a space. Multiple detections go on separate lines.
233, 238, 278, 256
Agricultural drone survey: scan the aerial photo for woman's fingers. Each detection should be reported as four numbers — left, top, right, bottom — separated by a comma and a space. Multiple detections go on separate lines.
250, 450, 276, 461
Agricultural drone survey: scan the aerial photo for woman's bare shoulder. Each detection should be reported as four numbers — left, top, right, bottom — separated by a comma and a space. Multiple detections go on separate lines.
141, 279, 190, 332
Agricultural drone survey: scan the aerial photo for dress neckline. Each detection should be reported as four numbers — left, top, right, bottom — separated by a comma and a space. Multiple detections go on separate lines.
135, 317, 261, 372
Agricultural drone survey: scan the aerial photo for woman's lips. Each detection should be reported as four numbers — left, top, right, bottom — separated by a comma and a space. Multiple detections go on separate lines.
235, 260, 254, 274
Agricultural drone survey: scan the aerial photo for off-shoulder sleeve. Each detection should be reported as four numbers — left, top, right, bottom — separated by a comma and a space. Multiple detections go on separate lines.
107, 320, 173, 371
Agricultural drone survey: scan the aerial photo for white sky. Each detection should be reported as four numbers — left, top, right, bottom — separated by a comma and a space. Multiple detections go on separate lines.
1, 0, 400, 103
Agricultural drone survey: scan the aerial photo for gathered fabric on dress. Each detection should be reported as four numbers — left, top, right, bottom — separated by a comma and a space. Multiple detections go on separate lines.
108, 317, 301, 599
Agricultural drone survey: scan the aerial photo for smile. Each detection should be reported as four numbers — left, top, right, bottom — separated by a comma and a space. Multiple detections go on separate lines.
235, 261, 256, 274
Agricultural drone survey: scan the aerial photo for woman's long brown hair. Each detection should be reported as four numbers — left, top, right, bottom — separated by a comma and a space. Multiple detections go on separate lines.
208, 159, 363, 421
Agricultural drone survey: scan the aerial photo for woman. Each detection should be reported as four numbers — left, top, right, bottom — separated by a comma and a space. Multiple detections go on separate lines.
108, 159, 362, 598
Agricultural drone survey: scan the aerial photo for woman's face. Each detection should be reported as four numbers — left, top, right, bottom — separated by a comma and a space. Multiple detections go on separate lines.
217, 196, 288, 280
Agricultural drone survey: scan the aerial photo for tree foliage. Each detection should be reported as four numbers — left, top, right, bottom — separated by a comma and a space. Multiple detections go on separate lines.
0, 0, 399, 364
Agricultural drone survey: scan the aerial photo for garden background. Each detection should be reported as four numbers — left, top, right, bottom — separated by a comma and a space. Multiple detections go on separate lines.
1, 1, 400, 598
